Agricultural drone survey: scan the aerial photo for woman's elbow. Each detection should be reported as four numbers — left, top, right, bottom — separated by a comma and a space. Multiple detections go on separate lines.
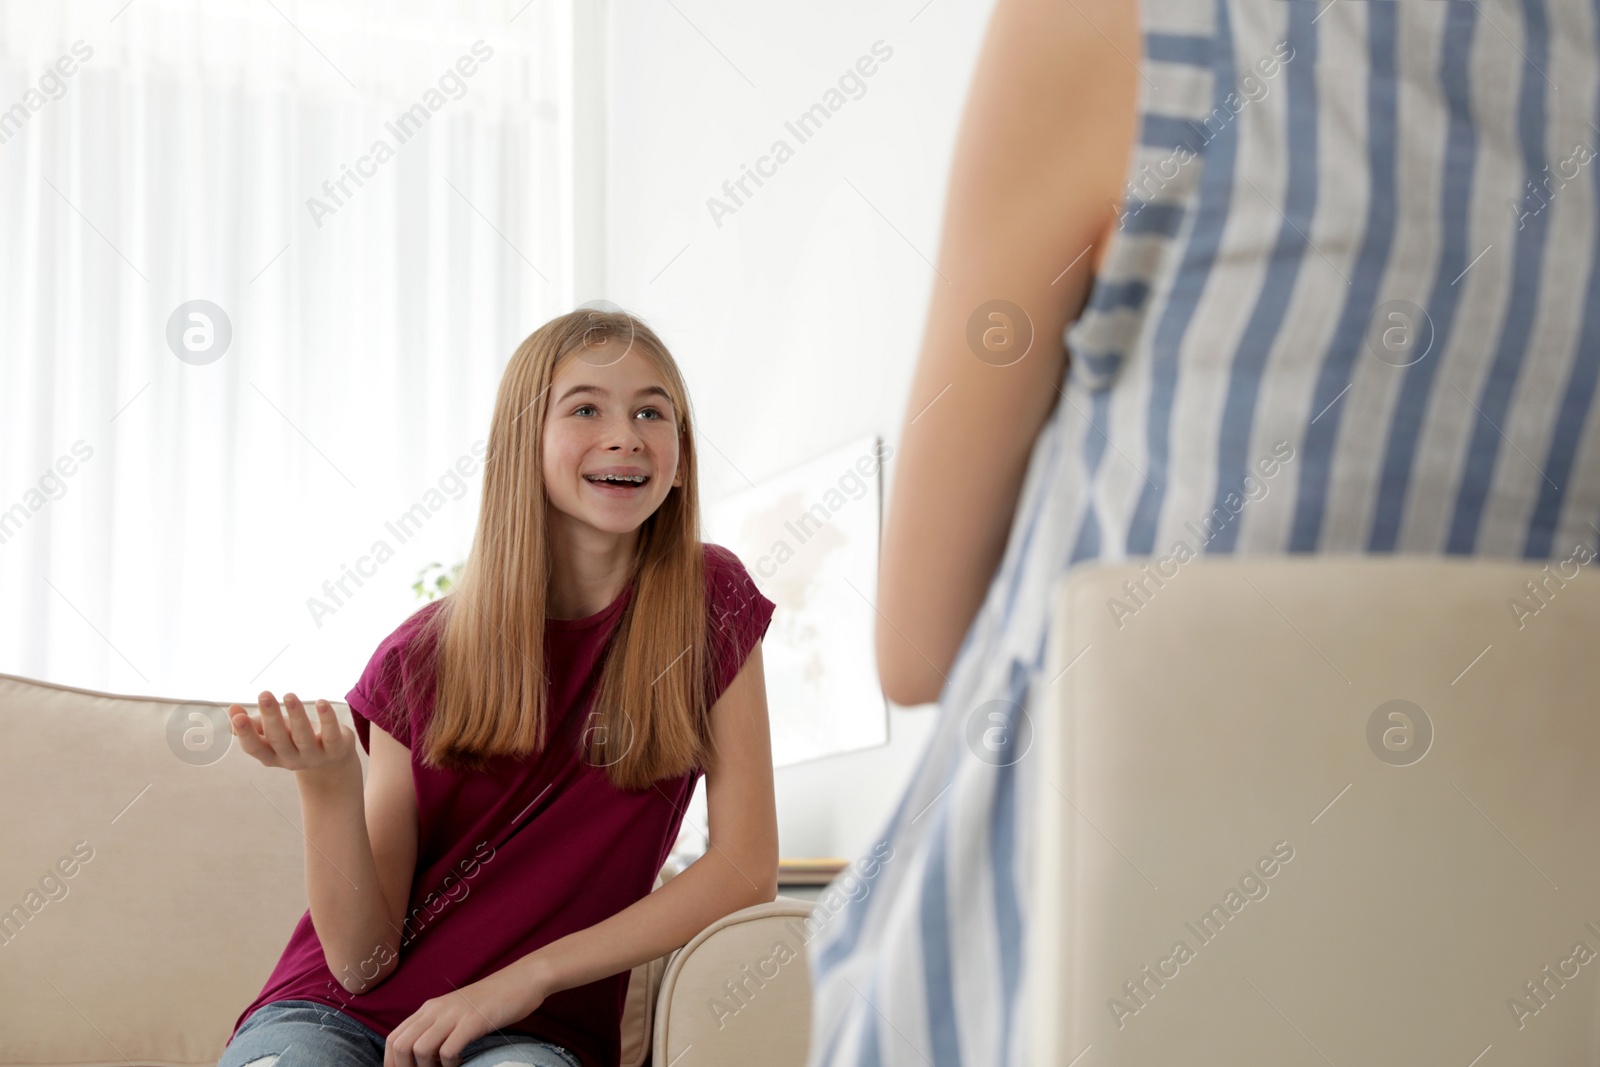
876, 618, 947, 707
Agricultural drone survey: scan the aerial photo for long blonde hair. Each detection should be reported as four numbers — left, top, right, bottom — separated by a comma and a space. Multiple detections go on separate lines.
392, 308, 713, 791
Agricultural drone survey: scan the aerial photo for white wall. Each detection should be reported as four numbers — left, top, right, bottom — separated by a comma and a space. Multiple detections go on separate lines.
600, 0, 997, 859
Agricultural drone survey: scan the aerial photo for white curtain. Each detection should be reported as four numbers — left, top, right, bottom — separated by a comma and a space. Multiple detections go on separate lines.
0, 0, 571, 703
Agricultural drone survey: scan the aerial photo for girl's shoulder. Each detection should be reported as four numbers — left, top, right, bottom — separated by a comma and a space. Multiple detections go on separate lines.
357, 598, 449, 690
701, 540, 748, 579
701, 541, 766, 613
699, 542, 777, 695
384, 596, 450, 657
347, 598, 449, 749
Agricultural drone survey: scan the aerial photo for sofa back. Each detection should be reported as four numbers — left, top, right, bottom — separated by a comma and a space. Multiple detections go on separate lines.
1028, 557, 1600, 1065
0, 673, 663, 1066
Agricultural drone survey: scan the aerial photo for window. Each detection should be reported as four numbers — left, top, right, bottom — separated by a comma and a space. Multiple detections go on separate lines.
0, 0, 574, 697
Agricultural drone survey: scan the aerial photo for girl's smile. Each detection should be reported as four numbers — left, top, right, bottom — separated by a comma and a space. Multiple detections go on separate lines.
542, 344, 684, 539
582, 466, 652, 496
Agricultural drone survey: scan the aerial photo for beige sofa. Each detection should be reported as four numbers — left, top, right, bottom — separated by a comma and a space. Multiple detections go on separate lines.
1027, 556, 1600, 1064
0, 672, 816, 1067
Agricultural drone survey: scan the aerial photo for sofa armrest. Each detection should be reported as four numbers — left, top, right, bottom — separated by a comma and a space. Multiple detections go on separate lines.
653, 896, 816, 1067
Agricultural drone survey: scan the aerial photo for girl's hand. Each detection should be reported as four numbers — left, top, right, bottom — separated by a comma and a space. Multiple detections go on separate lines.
227, 691, 357, 780
384, 967, 549, 1067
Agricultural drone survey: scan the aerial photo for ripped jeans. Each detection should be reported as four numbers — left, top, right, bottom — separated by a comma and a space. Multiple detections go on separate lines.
217, 999, 582, 1067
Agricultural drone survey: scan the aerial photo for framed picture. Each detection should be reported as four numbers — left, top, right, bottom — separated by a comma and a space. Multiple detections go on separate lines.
705, 432, 891, 767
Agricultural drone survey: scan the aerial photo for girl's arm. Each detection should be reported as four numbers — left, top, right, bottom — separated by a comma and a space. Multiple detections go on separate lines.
302, 720, 420, 994
520, 641, 779, 993
229, 692, 418, 994
874, 0, 1139, 706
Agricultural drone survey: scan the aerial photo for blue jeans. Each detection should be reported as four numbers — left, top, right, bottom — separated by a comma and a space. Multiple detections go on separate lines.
218, 999, 582, 1067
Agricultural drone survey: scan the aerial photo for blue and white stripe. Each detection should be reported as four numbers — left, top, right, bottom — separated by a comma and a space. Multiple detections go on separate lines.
805, 2, 1600, 1064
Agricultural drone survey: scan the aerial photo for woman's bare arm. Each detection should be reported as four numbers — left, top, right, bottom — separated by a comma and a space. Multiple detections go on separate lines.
875, 0, 1139, 706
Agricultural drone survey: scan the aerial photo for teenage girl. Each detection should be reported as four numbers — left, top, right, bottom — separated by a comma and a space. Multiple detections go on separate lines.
216, 308, 779, 1067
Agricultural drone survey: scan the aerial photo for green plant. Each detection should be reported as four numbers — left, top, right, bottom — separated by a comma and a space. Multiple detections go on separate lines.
413, 559, 465, 601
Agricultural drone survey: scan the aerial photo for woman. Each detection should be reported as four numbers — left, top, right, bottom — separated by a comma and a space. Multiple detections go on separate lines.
807, 0, 1600, 1063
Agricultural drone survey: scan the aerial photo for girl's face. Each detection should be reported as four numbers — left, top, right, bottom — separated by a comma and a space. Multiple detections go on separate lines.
541, 343, 684, 539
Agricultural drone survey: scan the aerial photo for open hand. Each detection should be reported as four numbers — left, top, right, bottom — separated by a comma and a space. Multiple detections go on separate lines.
227, 691, 357, 777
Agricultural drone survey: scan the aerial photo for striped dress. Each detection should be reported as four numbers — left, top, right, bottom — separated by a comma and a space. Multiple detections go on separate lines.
804, 0, 1600, 1064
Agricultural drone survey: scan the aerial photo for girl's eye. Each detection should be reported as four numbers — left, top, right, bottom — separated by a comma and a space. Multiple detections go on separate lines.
573, 403, 666, 421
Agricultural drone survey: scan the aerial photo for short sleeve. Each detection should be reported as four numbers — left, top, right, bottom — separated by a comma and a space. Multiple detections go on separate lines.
345, 602, 441, 753
704, 543, 777, 704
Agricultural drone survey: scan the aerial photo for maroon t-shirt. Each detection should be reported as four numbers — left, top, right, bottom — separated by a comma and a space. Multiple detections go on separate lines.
230, 542, 776, 1067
